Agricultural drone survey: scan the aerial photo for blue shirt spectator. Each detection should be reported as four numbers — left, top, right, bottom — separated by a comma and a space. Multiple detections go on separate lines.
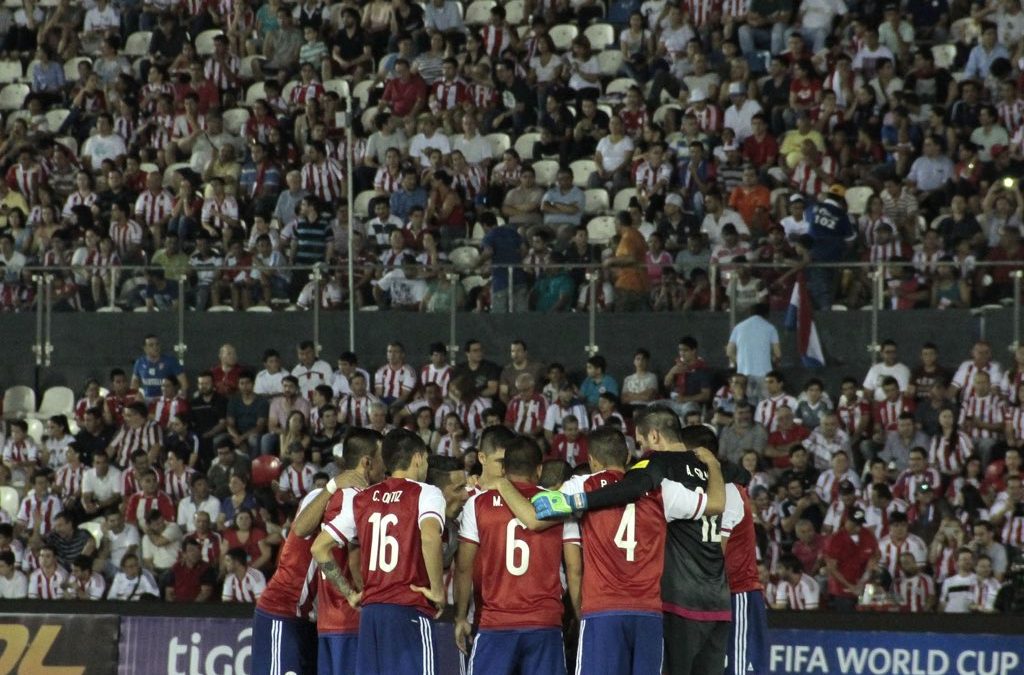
32, 57, 65, 93
132, 337, 185, 400
964, 25, 1009, 81
389, 185, 428, 222
729, 308, 781, 378
480, 221, 527, 291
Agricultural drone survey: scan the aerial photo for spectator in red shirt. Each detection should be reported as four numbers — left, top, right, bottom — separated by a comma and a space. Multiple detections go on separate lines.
380, 59, 427, 119
165, 538, 216, 602
766, 406, 810, 469
824, 506, 879, 611
210, 343, 243, 397
742, 113, 779, 168
792, 517, 826, 574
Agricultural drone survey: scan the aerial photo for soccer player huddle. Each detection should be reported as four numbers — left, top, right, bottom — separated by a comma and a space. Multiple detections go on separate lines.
251, 405, 768, 675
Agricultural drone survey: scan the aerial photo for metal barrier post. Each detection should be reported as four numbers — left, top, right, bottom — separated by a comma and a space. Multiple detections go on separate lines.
43, 274, 53, 367
1013, 271, 1022, 351
710, 264, 718, 311
32, 274, 43, 367
869, 265, 882, 363
175, 275, 187, 366
585, 271, 598, 356
728, 273, 738, 330
345, 95, 356, 352
312, 265, 322, 355
448, 272, 458, 366
108, 267, 117, 310
507, 266, 514, 312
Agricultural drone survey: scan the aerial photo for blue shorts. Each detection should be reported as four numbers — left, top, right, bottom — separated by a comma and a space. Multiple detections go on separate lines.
468, 627, 565, 675
726, 590, 769, 675
576, 612, 663, 675
251, 609, 317, 675
318, 633, 358, 675
356, 604, 437, 675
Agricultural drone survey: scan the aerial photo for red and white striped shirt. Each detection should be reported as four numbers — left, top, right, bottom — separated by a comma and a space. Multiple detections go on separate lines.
436, 435, 471, 458
878, 533, 927, 579
684, 0, 719, 28
278, 463, 316, 501
140, 82, 174, 113
64, 571, 107, 599
419, 364, 452, 397
998, 98, 1024, 136
892, 468, 942, 501
837, 398, 871, 436
453, 165, 487, 202
301, 159, 344, 202
858, 214, 895, 247
289, 81, 325, 107
63, 190, 98, 220
895, 573, 934, 612
928, 432, 973, 476
122, 466, 165, 498
815, 469, 859, 503
685, 103, 722, 133
147, 113, 175, 150
28, 567, 68, 599
975, 577, 1001, 611
2, 439, 38, 465
873, 396, 915, 433
481, 25, 513, 58
164, 468, 196, 503
454, 397, 489, 436
150, 396, 189, 428
6, 164, 45, 204
430, 78, 470, 112
790, 156, 837, 197
16, 492, 62, 535
373, 167, 403, 194
635, 160, 672, 194
469, 83, 498, 109
55, 463, 84, 499
204, 55, 240, 91
134, 190, 174, 229
959, 393, 1005, 439
114, 114, 137, 144
1006, 406, 1024, 441
109, 421, 164, 468
720, 0, 748, 19
505, 393, 547, 435
1002, 513, 1024, 547
339, 394, 378, 428
952, 361, 1003, 400
222, 567, 266, 602
108, 220, 144, 257
754, 394, 799, 432
374, 364, 417, 400
171, 113, 207, 141
912, 247, 945, 278
868, 240, 911, 265
775, 573, 819, 610
187, 532, 223, 564
201, 196, 240, 232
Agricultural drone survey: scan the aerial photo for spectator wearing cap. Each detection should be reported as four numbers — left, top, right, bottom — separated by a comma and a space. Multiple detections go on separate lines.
907, 481, 953, 542
724, 83, 762, 143
824, 505, 880, 611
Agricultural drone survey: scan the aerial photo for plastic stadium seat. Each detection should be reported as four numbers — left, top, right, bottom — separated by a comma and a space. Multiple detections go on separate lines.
124, 31, 152, 57
0, 60, 22, 84
505, 0, 524, 24
281, 80, 298, 102
468, 221, 485, 243
354, 189, 377, 218
26, 418, 44, 443
64, 56, 91, 81
597, 50, 624, 77
613, 188, 637, 212
653, 103, 682, 124
450, 245, 481, 272
240, 55, 265, 79
195, 29, 223, 56
245, 81, 266, 105
353, 80, 376, 108
584, 24, 615, 51
569, 159, 597, 188
139, 162, 159, 175
4, 109, 28, 131
549, 24, 579, 51
587, 216, 617, 244
45, 108, 69, 131
844, 186, 874, 216
323, 78, 350, 98
222, 107, 250, 135
605, 78, 634, 97
3, 385, 35, 419
464, 0, 495, 25
30, 386, 74, 419
246, 305, 273, 312
462, 275, 487, 293
133, 306, 155, 312
79, 521, 103, 547
532, 160, 560, 187
513, 132, 539, 159
251, 455, 282, 487
0, 83, 29, 111
485, 133, 511, 158
0, 487, 18, 521
360, 105, 379, 132
584, 188, 609, 215
55, 135, 78, 155
931, 44, 956, 70
207, 305, 235, 312
163, 161, 191, 187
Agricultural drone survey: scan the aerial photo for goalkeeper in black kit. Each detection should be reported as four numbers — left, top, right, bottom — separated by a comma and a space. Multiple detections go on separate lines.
533, 407, 733, 675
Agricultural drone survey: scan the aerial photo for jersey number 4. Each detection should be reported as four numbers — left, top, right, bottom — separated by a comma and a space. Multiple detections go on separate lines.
368, 512, 399, 573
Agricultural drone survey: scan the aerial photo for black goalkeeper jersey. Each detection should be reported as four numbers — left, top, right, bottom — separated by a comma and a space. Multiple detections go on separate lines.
583, 450, 732, 620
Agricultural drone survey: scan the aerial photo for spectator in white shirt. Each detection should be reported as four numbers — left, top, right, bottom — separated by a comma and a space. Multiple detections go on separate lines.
107, 553, 160, 600
64, 554, 106, 600
81, 451, 123, 517
99, 510, 140, 576
0, 550, 27, 599
254, 348, 287, 396
141, 510, 183, 574
939, 548, 978, 613
176, 476, 221, 534
773, 554, 820, 609
221, 547, 266, 602
862, 340, 912, 401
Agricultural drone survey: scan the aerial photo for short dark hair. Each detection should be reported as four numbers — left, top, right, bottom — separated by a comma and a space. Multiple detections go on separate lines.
587, 428, 629, 468
636, 405, 683, 442
478, 425, 516, 458
503, 436, 543, 477
342, 428, 384, 470
381, 429, 428, 473
679, 424, 718, 455
226, 547, 248, 566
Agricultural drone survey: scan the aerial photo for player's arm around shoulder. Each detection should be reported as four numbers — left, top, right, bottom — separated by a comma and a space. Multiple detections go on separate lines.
413, 483, 447, 616
494, 477, 578, 531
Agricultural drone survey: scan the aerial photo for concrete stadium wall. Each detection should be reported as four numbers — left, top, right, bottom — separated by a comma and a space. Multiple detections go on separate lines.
0, 309, 1014, 393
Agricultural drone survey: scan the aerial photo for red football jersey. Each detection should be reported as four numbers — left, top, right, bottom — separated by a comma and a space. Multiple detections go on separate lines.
458, 483, 580, 630
722, 484, 762, 594
325, 477, 446, 616
257, 490, 320, 619
317, 487, 360, 634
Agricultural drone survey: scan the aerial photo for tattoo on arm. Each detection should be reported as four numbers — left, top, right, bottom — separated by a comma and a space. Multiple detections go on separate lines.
318, 558, 353, 596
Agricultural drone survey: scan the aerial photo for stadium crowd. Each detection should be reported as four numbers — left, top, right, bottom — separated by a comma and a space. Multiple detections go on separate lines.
0, 330, 1022, 615
0, 0, 1021, 313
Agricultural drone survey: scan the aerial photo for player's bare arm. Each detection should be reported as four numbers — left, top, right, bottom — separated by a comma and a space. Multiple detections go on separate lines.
411, 517, 445, 618
495, 477, 559, 531
311, 530, 361, 607
694, 447, 726, 516
453, 540, 477, 655
291, 472, 369, 537
563, 542, 583, 619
